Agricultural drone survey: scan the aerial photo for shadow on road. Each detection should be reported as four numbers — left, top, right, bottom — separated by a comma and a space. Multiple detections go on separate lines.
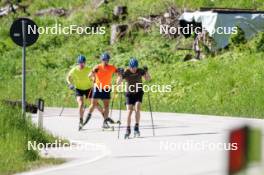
140, 132, 219, 139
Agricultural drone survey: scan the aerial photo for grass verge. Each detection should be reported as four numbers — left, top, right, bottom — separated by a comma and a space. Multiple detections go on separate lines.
0, 104, 66, 175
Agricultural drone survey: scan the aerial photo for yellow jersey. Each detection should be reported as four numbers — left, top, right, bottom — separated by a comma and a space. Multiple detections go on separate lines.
68, 66, 92, 90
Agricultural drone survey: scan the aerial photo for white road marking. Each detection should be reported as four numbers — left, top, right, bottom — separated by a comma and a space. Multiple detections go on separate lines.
17, 140, 111, 175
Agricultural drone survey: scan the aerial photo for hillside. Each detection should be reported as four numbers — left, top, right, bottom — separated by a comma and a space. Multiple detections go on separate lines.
1, 0, 264, 118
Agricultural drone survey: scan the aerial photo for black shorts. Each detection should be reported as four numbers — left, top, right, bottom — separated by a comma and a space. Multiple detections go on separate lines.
75, 88, 93, 99
92, 88, 111, 100
125, 91, 144, 105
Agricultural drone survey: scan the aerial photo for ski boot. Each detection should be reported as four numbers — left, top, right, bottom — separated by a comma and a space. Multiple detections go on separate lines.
103, 120, 110, 128
134, 124, 140, 137
78, 118, 83, 131
83, 113, 91, 126
102, 120, 114, 131
105, 117, 115, 124
105, 117, 121, 125
124, 127, 131, 139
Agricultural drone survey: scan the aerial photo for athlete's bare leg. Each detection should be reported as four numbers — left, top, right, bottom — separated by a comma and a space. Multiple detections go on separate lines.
126, 105, 133, 127
135, 102, 141, 124
102, 99, 110, 119
88, 98, 98, 114
77, 96, 84, 119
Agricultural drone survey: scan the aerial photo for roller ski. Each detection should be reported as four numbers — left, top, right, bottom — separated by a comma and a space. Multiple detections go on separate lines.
124, 127, 131, 139
134, 124, 140, 138
102, 120, 114, 131
105, 117, 121, 125
134, 130, 140, 137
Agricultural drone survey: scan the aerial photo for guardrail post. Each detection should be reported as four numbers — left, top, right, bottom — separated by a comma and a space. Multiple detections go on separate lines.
36, 98, 44, 128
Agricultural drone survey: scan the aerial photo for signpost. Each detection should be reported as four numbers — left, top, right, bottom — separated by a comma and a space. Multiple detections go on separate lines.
10, 18, 39, 115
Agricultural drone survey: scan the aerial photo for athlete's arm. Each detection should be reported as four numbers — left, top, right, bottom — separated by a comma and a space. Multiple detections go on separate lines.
89, 66, 98, 81
144, 71, 151, 81
66, 71, 75, 90
88, 69, 97, 83
66, 68, 75, 85
66, 74, 72, 85
113, 66, 118, 75
88, 71, 95, 83
143, 67, 151, 81
116, 67, 125, 85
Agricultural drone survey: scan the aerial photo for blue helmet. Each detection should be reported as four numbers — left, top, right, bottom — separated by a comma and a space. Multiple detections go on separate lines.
77, 55, 86, 64
101, 52, 110, 61
129, 58, 138, 68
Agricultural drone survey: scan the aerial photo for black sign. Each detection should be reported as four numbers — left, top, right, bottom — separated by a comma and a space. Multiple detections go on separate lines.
10, 18, 39, 47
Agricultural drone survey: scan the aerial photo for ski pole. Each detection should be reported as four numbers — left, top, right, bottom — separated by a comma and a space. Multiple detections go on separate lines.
110, 89, 117, 119
59, 91, 75, 117
59, 106, 64, 117
60, 82, 76, 117
85, 88, 94, 110
118, 92, 123, 139
147, 91, 155, 136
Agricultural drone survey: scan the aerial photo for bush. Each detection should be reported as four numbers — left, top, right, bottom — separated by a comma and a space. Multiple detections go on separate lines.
255, 32, 264, 52
230, 26, 247, 46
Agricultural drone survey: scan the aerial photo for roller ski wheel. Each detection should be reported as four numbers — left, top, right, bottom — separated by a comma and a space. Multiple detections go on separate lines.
102, 121, 114, 131
134, 130, 140, 138
102, 126, 115, 131
124, 133, 130, 139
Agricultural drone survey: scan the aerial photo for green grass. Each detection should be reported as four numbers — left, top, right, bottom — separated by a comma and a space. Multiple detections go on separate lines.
0, 104, 65, 175
0, 0, 264, 118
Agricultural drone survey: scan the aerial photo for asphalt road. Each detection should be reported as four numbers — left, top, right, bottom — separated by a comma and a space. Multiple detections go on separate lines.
18, 107, 264, 175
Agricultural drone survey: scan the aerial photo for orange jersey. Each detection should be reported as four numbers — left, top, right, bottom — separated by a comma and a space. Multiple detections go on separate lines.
94, 64, 117, 89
